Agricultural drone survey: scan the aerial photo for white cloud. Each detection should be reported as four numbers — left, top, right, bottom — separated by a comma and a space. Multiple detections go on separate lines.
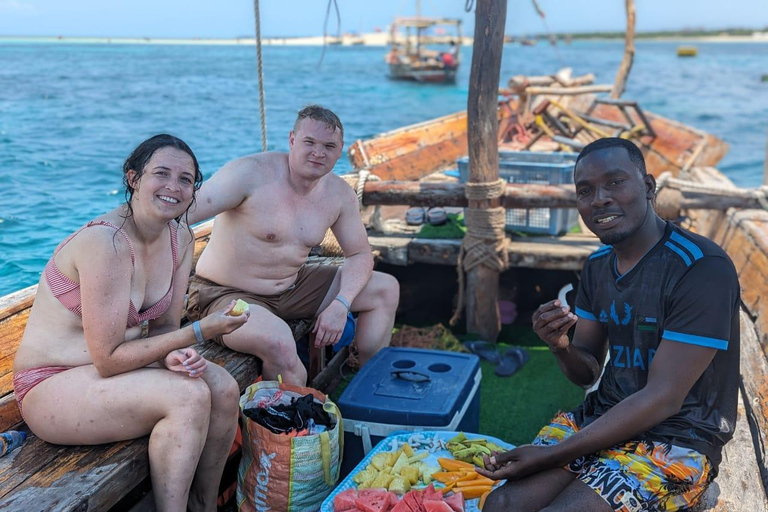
0, 0, 35, 12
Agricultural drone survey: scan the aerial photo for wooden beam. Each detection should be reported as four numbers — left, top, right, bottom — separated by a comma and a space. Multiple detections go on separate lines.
611, 0, 636, 98
361, 180, 575, 208
359, 180, 768, 211
466, 0, 507, 341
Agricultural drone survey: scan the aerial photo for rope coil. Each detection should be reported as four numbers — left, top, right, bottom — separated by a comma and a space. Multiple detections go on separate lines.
449, 181, 512, 326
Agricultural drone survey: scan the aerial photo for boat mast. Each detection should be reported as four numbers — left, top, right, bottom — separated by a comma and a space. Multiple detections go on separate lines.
416, 0, 422, 56
611, 0, 636, 98
458, 0, 508, 340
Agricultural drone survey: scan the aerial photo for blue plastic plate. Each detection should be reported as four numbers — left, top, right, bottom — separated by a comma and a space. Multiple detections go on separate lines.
321, 431, 514, 512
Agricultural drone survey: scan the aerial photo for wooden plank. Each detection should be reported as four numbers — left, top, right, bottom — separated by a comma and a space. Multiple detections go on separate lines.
741, 313, 768, 492
698, 389, 768, 511
0, 438, 149, 512
404, 236, 601, 271
368, 236, 412, 266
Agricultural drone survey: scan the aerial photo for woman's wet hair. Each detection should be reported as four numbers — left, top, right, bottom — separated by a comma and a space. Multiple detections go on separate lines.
121, 134, 203, 227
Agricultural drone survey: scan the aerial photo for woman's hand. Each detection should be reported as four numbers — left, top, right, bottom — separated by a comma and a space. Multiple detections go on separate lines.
165, 347, 208, 378
201, 299, 250, 338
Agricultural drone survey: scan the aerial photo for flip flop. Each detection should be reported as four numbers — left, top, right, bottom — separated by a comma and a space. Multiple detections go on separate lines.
495, 347, 530, 377
406, 207, 426, 225
461, 340, 501, 365
427, 207, 448, 226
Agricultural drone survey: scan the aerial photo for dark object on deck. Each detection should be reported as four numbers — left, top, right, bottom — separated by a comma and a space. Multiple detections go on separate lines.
244, 394, 333, 435
462, 340, 501, 364
495, 347, 530, 377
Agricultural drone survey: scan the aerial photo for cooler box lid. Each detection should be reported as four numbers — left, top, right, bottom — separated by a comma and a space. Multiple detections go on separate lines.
337, 347, 481, 427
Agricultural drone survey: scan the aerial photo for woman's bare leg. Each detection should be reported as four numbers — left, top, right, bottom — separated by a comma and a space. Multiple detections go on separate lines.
22, 365, 212, 512
188, 363, 241, 512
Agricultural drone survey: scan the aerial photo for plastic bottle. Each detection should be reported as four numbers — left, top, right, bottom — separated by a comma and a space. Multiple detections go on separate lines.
0, 430, 26, 457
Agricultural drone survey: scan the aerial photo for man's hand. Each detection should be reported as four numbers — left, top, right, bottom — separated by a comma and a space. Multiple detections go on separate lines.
165, 348, 208, 378
476, 445, 558, 481
314, 299, 347, 347
533, 299, 578, 352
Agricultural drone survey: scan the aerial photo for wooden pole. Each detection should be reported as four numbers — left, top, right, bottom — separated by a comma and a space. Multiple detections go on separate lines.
611, 0, 636, 99
764, 130, 768, 185
465, 0, 507, 341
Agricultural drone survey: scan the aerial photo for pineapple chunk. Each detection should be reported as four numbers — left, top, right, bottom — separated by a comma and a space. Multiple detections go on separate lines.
401, 444, 414, 457
392, 452, 409, 474
388, 476, 411, 494
371, 472, 395, 489
353, 468, 378, 485
371, 453, 391, 471
407, 451, 429, 463
401, 465, 419, 486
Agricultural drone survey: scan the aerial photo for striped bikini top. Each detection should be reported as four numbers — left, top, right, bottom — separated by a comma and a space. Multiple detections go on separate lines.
44, 220, 179, 328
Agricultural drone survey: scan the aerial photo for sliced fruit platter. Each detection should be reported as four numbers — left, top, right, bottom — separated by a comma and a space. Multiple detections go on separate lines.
322, 431, 514, 512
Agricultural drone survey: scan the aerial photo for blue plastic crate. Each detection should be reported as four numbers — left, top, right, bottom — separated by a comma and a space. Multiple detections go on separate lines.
457, 151, 579, 235
336, 347, 481, 477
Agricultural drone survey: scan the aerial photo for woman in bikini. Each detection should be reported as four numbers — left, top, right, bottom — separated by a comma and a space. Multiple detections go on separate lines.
13, 134, 249, 512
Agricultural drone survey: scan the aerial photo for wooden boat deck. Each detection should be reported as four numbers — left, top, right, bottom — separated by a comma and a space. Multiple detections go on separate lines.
371, 232, 602, 270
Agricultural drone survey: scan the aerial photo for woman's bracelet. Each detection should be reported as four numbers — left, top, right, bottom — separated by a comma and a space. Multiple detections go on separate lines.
192, 321, 206, 345
334, 295, 351, 312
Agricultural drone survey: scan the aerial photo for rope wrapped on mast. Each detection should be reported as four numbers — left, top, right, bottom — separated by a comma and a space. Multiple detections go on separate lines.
449, 179, 512, 326
253, 0, 268, 152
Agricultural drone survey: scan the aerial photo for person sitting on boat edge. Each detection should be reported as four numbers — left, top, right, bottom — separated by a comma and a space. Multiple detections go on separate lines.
480, 137, 740, 512
186, 104, 399, 386
13, 135, 250, 512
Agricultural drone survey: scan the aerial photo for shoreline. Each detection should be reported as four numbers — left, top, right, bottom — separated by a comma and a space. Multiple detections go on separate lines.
1, 33, 767, 46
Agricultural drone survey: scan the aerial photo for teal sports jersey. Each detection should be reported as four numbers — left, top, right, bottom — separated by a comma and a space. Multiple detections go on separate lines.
573, 222, 740, 471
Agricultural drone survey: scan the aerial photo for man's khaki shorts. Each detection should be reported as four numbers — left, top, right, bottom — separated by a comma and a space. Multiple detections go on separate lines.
186, 265, 339, 345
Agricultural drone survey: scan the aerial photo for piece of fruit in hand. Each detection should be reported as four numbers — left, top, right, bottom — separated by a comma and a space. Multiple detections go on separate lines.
230, 299, 250, 316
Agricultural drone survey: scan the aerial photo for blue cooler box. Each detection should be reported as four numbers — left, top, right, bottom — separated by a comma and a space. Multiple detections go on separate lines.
336, 347, 481, 477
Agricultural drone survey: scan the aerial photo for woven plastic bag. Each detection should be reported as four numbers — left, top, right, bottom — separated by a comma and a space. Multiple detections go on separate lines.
237, 380, 343, 512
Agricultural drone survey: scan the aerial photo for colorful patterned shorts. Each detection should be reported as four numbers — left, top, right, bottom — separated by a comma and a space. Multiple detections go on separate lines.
532, 412, 712, 512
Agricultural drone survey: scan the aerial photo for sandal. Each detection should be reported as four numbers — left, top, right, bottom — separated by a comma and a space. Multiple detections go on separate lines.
427, 207, 448, 226
406, 207, 426, 225
461, 340, 501, 365
495, 347, 530, 377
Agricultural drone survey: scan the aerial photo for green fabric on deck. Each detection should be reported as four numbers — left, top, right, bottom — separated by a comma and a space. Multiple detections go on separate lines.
479, 345, 584, 446
415, 212, 466, 239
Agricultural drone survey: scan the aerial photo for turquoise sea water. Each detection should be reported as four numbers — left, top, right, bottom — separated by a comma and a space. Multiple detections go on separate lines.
1, 41, 767, 296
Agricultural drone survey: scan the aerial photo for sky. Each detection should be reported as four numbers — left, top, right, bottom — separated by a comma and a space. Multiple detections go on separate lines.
0, 0, 766, 39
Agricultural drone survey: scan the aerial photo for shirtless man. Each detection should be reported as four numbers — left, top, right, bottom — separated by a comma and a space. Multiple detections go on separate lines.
187, 105, 399, 385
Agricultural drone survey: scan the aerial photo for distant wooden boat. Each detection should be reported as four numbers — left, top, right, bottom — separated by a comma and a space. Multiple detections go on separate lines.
677, 46, 698, 57
386, 17, 462, 84
520, 38, 537, 46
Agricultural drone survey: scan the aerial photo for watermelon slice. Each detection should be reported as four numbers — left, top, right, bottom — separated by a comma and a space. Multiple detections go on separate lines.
390, 498, 415, 512
333, 488, 359, 511
423, 501, 454, 512
443, 492, 465, 512
402, 489, 425, 512
355, 490, 394, 512
421, 484, 442, 502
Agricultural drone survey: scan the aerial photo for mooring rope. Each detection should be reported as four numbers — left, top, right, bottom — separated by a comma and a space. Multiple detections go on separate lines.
450, 179, 512, 326
253, 0, 268, 152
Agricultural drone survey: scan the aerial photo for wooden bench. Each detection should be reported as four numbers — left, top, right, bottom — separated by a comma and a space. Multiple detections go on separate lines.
0, 222, 349, 511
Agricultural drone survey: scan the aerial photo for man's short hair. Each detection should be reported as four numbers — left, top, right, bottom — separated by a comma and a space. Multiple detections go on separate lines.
575, 137, 647, 176
294, 105, 344, 141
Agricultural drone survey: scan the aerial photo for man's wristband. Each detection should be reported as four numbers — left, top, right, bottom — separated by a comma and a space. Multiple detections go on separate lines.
192, 321, 206, 345
334, 295, 351, 311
